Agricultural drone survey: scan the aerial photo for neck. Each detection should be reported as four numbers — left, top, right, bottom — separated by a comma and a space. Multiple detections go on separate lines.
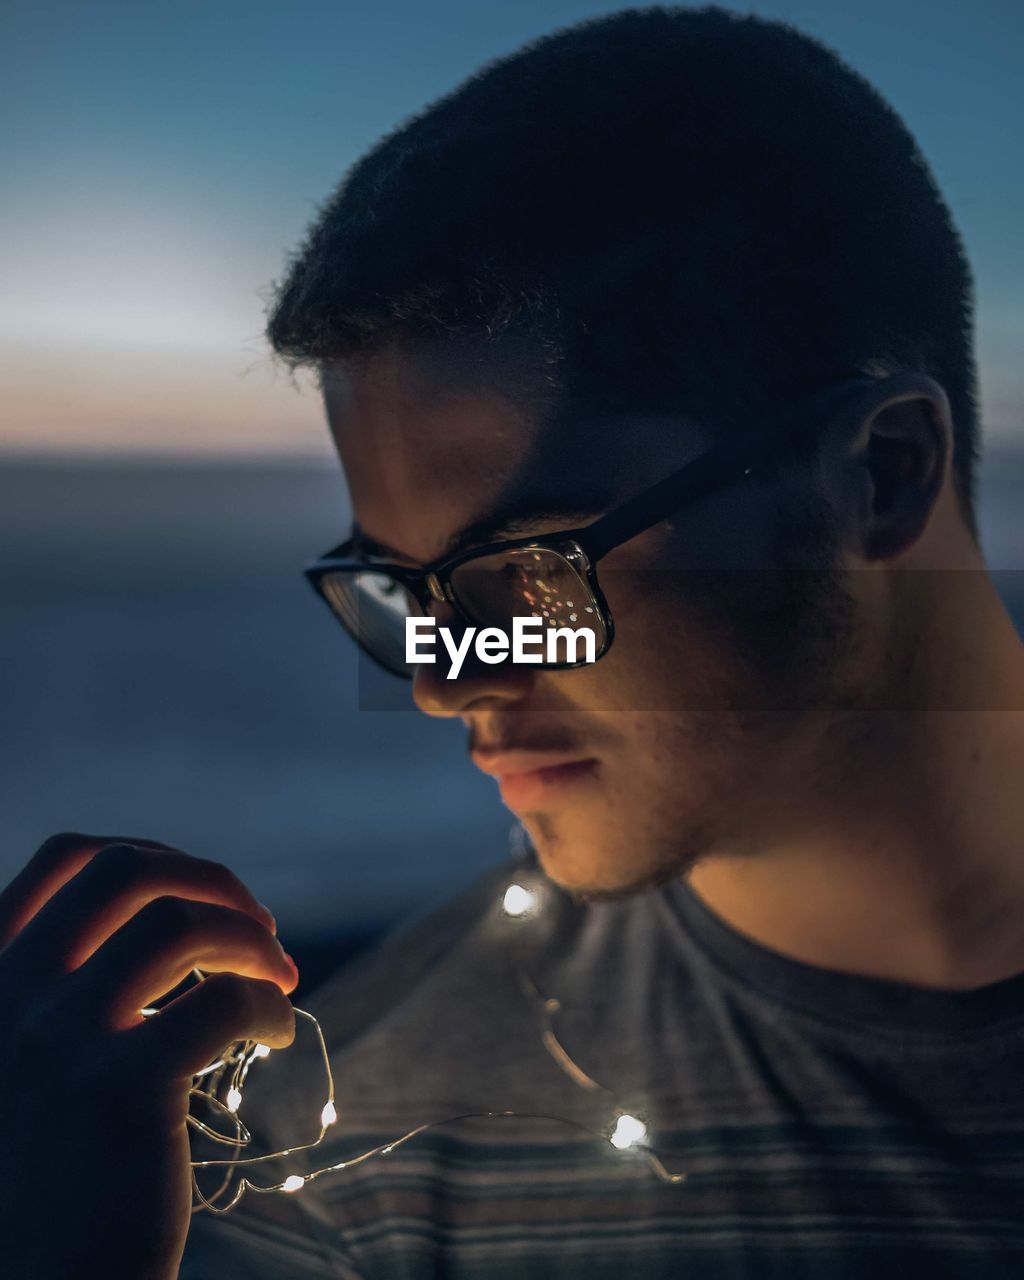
687, 566, 1024, 991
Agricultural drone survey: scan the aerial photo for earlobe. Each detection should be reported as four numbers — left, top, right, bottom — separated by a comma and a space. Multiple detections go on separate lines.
858, 373, 952, 562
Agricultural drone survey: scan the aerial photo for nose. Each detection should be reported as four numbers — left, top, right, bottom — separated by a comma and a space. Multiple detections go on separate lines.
411, 602, 538, 719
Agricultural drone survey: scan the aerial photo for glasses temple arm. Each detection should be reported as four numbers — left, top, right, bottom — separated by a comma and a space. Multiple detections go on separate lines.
579, 378, 873, 561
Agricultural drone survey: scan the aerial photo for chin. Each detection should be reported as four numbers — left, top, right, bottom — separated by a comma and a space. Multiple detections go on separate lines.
521, 810, 702, 903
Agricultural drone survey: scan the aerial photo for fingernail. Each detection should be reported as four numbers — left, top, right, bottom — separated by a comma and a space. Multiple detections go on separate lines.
258, 902, 277, 934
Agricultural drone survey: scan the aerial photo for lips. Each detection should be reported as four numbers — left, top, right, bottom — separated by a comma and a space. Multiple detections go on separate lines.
471, 747, 599, 809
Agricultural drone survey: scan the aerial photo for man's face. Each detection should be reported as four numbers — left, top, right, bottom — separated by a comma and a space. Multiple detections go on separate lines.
324, 344, 862, 899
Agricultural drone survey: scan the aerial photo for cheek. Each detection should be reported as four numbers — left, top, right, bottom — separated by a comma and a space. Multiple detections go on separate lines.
580, 567, 747, 713
569, 562, 838, 719
518, 627, 695, 728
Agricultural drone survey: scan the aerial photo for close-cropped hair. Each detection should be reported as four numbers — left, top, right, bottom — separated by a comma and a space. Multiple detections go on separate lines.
267, 4, 979, 531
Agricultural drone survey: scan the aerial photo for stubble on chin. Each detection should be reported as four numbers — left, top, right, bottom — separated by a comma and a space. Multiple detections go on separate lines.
524, 806, 717, 904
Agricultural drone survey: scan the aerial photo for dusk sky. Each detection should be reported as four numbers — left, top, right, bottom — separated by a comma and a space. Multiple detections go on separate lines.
2, 0, 1021, 458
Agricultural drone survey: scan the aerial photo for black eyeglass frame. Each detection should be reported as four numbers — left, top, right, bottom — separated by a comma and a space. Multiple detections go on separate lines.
305, 375, 877, 677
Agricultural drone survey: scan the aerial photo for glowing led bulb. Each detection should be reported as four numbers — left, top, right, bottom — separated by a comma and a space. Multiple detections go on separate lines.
609, 1113, 647, 1150
502, 883, 535, 917
282, 1175, 305, 1193
226, 1087, 243, 1114
252, 1042, 271, 1059
321, 1101, 338, 1127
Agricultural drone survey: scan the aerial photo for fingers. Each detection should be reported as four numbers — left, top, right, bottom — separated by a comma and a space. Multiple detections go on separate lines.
131, 973, 295, 1078
70, 897, 298, 1031
7, 842, 277, 979
0, 832, 179, 948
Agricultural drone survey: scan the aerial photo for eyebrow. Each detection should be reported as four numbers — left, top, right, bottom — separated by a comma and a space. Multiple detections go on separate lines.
352, 493, 611, 566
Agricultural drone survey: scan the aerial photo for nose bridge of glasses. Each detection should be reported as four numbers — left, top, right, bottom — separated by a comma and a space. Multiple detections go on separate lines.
424, 572, 447, 605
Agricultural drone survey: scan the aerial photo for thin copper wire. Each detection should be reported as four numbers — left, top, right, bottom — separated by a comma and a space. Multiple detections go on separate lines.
184, 905, 687, 1213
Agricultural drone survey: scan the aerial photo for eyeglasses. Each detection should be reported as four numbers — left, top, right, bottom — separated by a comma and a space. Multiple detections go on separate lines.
305, 377, 875, 678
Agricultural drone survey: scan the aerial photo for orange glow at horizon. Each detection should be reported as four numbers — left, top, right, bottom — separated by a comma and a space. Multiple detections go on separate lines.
1, 335, 1021, 460
0, 338, 334, 460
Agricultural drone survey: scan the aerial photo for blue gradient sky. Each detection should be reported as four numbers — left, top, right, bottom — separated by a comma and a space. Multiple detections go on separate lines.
2, 0, 1021, 455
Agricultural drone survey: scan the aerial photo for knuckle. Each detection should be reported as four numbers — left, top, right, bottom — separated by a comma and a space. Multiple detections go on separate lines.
194, 857, 240, 894
269, 981, 295, 1023
232, 908, 266, 943
91, 841, 148, 882
238, 976, 294, 1040
200, 970, 252, 1015
267, 988, 297, 1043
249, 974, 293, 1019
33, 831, 89, 869
141, 894, 201, 944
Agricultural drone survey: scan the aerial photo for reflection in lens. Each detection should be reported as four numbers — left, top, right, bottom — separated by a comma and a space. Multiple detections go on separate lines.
450, 547, 606, 664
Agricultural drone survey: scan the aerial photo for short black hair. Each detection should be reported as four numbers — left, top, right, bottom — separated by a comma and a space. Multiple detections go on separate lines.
266, 4, 979, 531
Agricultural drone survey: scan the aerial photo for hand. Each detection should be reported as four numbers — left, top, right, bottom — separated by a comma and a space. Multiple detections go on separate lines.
0, 832, 297, 1279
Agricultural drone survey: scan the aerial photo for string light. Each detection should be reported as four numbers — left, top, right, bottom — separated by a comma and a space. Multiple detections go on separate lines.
609, 1113, 648, 1150
501, 883, 536, 917
184, 862, 686, 1213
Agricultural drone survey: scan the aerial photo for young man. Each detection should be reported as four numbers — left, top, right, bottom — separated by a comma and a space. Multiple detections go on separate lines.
1, 7, 1021, 1278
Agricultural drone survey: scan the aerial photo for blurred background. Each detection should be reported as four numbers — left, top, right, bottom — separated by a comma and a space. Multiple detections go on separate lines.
2, 0, 1021, 984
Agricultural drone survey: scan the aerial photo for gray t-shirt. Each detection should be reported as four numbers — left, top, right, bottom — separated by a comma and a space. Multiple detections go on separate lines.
182, 846, 1024, 1278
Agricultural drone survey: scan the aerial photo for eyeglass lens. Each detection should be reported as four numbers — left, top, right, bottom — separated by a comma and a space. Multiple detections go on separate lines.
320, 546, 606, 675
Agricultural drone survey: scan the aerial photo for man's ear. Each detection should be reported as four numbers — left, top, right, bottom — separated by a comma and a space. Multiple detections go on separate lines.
852, 372, 953, 562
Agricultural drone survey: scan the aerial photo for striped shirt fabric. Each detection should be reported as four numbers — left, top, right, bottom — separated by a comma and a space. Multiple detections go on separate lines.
182, 846, 1024, 1278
